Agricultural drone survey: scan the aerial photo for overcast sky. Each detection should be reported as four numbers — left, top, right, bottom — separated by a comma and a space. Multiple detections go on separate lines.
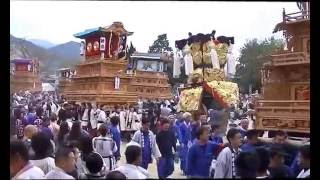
10, 1, 299, 58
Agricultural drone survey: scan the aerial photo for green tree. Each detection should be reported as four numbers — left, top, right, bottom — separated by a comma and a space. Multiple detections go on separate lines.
235, 37, 284, 93
148, 34, 173, 53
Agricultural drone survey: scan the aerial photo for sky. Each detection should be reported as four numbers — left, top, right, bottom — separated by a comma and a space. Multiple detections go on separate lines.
10, 1, 299, 59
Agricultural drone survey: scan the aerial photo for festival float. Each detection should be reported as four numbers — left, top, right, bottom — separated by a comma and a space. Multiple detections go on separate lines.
10, 58, 42, 93
61, 22, 172, 106
256, 2, 310, 138
175, 31, 239, 130
129, 52, 172, 100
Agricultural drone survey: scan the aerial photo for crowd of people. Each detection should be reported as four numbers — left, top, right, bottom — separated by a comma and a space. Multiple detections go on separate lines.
10, 90, 310, 179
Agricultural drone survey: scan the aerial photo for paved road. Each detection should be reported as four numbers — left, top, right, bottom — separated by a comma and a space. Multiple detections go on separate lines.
116, 142, 186, 179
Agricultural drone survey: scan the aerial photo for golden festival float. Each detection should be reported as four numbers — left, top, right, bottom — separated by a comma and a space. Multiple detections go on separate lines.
256, 2, 310, 138
10, 58, 42, 93
60, 22, 172, 106
174, 31, 239, 129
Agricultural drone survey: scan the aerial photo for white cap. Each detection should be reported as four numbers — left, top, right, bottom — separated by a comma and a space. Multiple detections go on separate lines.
126, 141, 141, 148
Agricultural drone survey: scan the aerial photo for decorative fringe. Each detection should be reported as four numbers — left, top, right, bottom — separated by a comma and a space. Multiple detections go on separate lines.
210, 48, 220, 69
109, 31, 113, 58
173, 50, 181, 78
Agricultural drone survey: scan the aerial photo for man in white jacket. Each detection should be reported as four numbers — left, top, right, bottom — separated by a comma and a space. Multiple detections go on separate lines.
96, 105, 107, 129
10, 140, 45, 180
131, 118, 161, 170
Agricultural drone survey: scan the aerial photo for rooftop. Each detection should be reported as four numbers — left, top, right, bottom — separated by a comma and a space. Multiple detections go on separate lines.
74, 22, 134, 39
11, 59, 33, 64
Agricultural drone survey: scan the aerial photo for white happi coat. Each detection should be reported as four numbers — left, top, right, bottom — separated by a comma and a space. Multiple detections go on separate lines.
119, 110, 127, 131
131, 130, 161, 160
90, 108, 98, 129
92, 136, 118, 171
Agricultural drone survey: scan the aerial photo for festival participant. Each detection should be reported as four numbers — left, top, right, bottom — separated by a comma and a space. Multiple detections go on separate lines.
239, 118, 249, 138
268, 146, 294, 178
131, 117, 161, 170
234, 151, 260, 178
48, 113, 60, 141
105, 171, 126, 179
115, 144, 150, 179
79, 152, 106, 179
15, 108, 28, 140
296, 145, 310, 178
66, 121, 90, 145
126, 106, 137, 130
186, 126, 219, 178
214, 128, 242, 178
156, 118, 177, 178
119, 106, 127, 132
57, 122, 70, 148
110, 116, 121, 161
26, 107, 37, 125
45, 146, 76, 179
58, 102, 69, 123
209, 124, 223, 144
255, 147, 270, 178
30, 132, 55, 174
89, 103, 98, 138
81, 103, 89, 131
96, 105, 107, 129
23, 125, 38, 158
240, 129, 261, 152
92, 124, 118, 171
177, 112, 192, 175
10, 140, 45, 179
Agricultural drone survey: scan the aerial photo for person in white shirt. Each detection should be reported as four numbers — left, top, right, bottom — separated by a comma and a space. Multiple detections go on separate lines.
45, 146, 76, 179
96, 106, 107, 129
92, 124, 118, 171
297, 145, 310, 178
10, 140, 45, 180
115, 143, 150, 179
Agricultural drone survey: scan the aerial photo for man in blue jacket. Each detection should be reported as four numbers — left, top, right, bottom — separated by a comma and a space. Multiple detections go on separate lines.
178, 112, 192, 175
186, 126, 219, 178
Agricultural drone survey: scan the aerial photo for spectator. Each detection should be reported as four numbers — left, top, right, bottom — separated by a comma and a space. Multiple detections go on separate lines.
255, 147, 270, 178
115, 144, 150, 178
239, 118, 249, 138
45, 146, 76, 179
92, 124, 117, 171
30, 132, 56, 174
79, 152, 106, 179
214, 128, 242, 178
296, 145, 310, 178
10, 140, 45, 179
235, 151, 260, 178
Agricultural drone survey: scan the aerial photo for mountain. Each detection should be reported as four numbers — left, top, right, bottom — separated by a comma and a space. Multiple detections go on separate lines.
28, 39, 56, 49
49, 41, 80, 61
10, 34, 81, 74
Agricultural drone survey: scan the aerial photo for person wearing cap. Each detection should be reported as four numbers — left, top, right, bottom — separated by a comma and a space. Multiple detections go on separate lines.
131, 117, 161, 170
268, 146, 294, 178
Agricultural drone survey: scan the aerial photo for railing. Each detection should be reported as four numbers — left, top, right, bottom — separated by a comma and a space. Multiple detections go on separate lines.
284, 10, 310, 22
270, 52, 309, 66
257, 100, 310, 107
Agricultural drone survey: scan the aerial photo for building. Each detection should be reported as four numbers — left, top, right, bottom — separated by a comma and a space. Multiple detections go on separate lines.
10, 58, 42, 93
256, 3, 310, 137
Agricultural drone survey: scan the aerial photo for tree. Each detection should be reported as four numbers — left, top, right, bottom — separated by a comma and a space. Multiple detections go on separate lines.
235, 37, 284, 93
148, 34, 173, 53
